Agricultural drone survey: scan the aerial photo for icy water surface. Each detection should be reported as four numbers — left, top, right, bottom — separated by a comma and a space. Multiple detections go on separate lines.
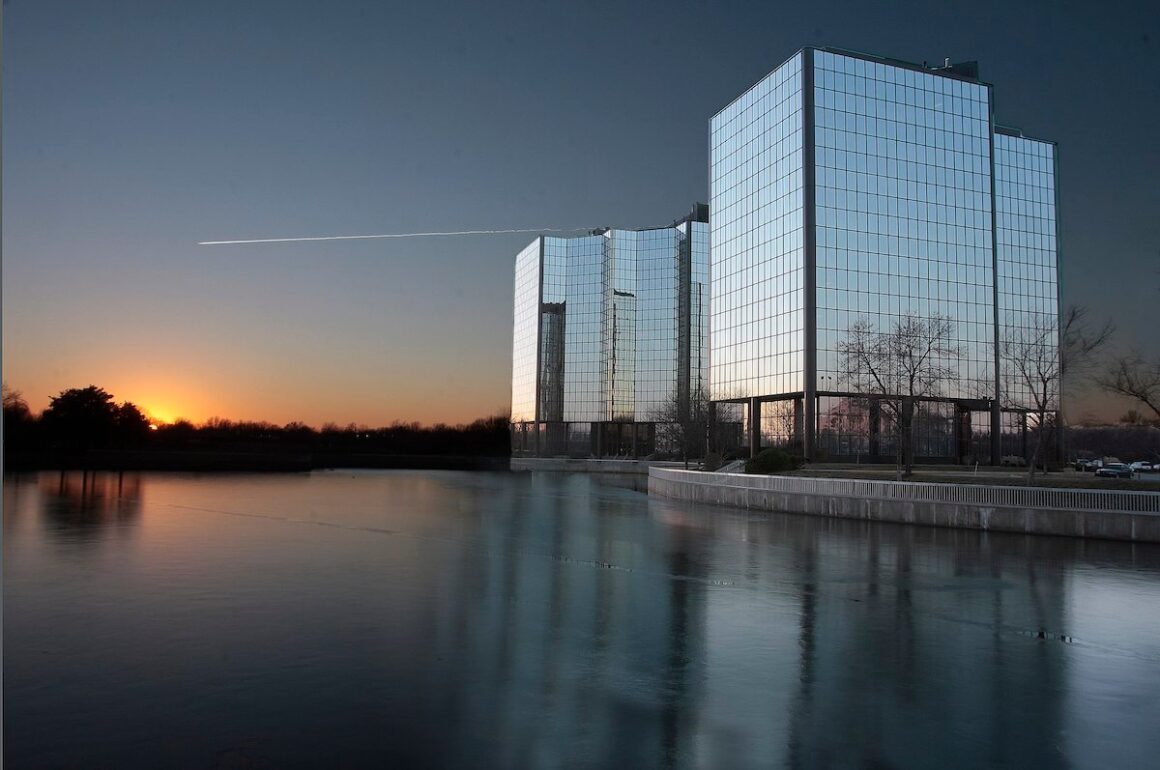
5, 470, 1160, 769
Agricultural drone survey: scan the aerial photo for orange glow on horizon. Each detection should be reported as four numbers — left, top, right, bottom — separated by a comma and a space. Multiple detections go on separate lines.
142, 407, 177, 426
11, 372, 511, 430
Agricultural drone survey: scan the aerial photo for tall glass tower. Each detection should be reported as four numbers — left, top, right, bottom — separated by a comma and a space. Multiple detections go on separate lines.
511, 205, 709, 458
710, 48, 1059, 463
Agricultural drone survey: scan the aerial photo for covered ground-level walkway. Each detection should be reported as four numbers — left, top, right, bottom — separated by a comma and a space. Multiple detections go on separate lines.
712, 393, 1051, 466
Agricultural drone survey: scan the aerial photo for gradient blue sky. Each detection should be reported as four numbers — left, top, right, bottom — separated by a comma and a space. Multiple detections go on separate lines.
4, 0, 1158, 426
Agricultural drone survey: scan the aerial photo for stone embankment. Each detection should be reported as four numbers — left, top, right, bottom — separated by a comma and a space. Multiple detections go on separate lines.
649, 467, 1160, 543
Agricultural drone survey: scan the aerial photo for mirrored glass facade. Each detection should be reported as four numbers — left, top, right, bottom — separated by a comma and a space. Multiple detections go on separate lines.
511, 206, 709, 457
814, 50, 994, 404
710, 52, 805, 402
710, 48, 1059, 463
510, 240, 541, 424
995, 132, 1060, 412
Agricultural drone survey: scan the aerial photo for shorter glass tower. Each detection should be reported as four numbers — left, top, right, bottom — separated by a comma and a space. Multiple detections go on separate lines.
511, 205, 709, 457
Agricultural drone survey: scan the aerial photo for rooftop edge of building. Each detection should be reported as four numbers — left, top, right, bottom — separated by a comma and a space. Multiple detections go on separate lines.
712, 46, 993, 123
995, 124, 1058, 146
519, 203, 708, 242
815, 46, 981, 83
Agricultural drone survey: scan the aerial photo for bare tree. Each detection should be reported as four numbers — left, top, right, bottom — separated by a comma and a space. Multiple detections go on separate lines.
1060, 305, 1115, 383
3, 382, 35, 456
2, 382, 30, 417
766, 398, 798, 449
1000, 314, 1061, 481
1099, 354, 1160, 423
653, 384, 709, 469
838, 314, 958, 478
1052, 304, 1115, 464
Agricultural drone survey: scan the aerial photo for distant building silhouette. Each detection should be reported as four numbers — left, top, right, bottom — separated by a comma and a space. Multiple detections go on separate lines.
511, 205, 709, 458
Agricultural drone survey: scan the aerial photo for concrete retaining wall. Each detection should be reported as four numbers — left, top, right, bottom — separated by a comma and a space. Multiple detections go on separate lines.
649, 468, 1160, 543
511, 458, 685, 475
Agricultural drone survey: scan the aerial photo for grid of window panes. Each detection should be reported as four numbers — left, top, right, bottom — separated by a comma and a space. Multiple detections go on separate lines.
512, 217, 710, 454
813, 51, 995, 403
634, 228, 680, 421
760, 398, 798, 447
814, 396, 964, 460
710, 52, 804, 401
539, 238, 568, 422
816, 395, 872, 457
562, 235, 607, 422
510, 239, 542, 423
686, 221, 710, 403
604, 231, 637, 421
995, 134, 1059, 411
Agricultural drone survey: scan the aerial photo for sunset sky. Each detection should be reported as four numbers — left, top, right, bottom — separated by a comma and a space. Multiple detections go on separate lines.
4, 0, 1158, 427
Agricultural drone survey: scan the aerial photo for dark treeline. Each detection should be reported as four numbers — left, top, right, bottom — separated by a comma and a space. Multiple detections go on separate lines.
3, 384, 511, 471
1067, 424, 1160, 463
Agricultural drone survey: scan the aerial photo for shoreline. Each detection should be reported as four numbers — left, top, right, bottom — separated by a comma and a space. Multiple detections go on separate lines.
2, 450, 510, 473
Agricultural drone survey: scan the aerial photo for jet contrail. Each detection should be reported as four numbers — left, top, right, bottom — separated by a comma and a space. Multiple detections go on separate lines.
198, 226, 598, 246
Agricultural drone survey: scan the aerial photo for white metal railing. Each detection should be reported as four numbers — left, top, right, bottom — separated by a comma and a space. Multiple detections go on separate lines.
649, 468, 1160, 514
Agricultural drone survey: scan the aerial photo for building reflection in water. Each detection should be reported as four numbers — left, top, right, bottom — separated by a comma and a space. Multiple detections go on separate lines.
414, 473, 708, 768
4, 471, 1159, 769
418, 474, 1154, 769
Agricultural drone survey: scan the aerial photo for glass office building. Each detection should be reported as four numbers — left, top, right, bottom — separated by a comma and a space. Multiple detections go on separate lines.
710, 48, 1059, 463
511, 205, 710, 457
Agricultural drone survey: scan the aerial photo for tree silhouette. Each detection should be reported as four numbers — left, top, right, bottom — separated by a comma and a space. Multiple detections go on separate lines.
1099, 355, 1160, 424
114, 401, 152, 446
838, 314, 958, 478
1060, 305, 1114, 386
3, 382, 31, 423
3, 382, 36, 452
40, 385, 150, 450
653, 385, 710, 468
1001, 314, 1061, 481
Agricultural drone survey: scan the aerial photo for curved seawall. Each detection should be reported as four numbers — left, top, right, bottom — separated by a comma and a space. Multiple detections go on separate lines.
649, 468, 1160, 543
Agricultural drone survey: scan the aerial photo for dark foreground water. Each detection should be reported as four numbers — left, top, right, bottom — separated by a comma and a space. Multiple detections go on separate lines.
5, 471, 1160, 769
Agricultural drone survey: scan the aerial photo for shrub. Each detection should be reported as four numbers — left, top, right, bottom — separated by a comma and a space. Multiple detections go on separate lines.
744, 448, 804, 474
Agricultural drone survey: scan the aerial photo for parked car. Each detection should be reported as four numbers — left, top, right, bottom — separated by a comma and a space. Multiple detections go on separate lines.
1129, 461, 1158, 473
1095, 463, 1134, 479
1075, 458, 1100, 471
1000, 455, 1027, 467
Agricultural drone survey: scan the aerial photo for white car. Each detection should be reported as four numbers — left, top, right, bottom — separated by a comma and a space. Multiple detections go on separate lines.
1096, 463, 1134, 479
1129, 461, 1157, 473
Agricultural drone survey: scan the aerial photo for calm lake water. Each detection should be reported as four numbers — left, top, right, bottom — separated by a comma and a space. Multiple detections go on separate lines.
5, 470, 1160, 769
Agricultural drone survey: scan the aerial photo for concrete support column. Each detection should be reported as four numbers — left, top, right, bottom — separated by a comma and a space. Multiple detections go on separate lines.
990, 402, 1001, 466
802, 393, 816, 461
749, 397, 762, 459
707, 402, 718, 454
953, 407, 967, 464
793, 398, 804, 451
